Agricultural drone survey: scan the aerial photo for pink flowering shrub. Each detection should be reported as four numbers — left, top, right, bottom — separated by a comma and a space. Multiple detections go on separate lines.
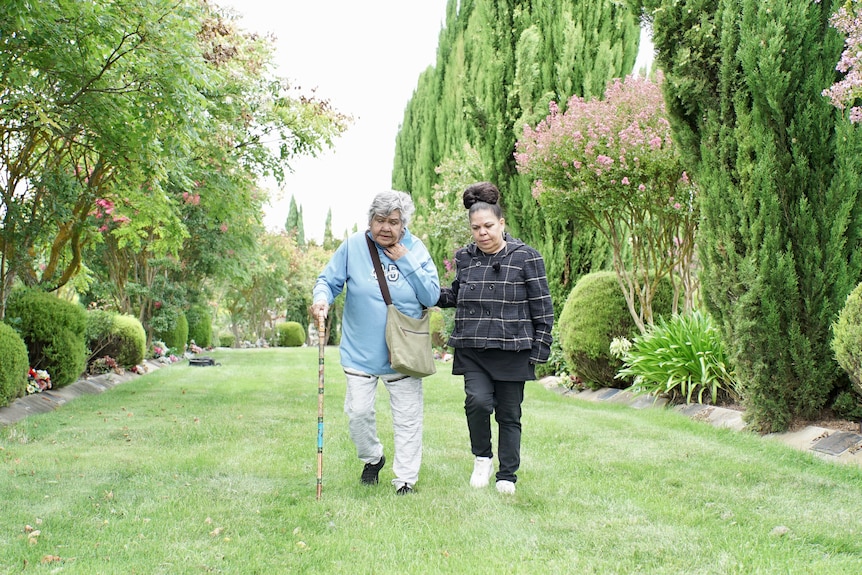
515, 75, 698, 332
90, 198, 131, 233
824, 1, 862, 122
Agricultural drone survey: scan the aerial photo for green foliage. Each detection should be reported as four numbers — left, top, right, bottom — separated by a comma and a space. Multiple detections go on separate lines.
5, 288, 87, 387
186, 305, 213, 348
276, 322, 305, 347
410, 143, 485, 272
429, 308, 448, 349
284, 296, 309, 336
0, 322, 29, 406
617, 311, 739, 405
218, 332, 236, 348
221, 233, 312, 345
285, 196, 306, 246
634, 0, 862, 431
832, 391, 862, 421
0, 0, 348, 343
832, 281, 862, 395
559, 271, 672, 388
154, 311, 188, 354
86, 310, 147, 368
392, 0, 641, 305
85, 309, 115, 351
534, 323, 573, 379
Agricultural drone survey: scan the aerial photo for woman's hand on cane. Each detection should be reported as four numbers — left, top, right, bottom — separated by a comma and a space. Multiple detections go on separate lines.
312, 301, 329, 321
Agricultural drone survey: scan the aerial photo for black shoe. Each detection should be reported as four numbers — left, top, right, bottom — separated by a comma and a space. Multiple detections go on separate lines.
360, 455, 386, 485
395, 484, 414, 495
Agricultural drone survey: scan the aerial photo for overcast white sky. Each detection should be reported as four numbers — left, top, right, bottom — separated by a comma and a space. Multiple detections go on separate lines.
221, 0, 450, 242
222, 2, 653, 243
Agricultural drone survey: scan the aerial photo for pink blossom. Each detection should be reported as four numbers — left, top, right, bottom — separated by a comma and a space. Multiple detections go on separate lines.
621, 177, 630, 185
182, 192, 201, 205
220, 223, 229, 233
826, 4, 862, 122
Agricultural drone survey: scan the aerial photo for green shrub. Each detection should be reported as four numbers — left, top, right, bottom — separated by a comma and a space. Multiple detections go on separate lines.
832, 281, 862, 395
616, 310, 739, 405
154, 311, 188, 354
186, 305, 213, 348
0, 322, 29, 406
218, 332, 235, 348
429, 308, 448, 349
559, 271, 672, 389
277, 322, 306, 347
832, 390, 862, 421
534, 323, 573, 380
85, 309, 115, 346
86, 310, 147, 368
6, 288, 87, 387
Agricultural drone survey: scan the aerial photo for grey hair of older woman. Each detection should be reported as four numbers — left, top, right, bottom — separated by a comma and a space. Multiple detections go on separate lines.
367, 190, 415, 227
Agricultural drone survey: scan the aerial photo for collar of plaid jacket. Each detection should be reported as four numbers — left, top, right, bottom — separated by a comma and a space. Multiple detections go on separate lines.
465, 233, 526, 258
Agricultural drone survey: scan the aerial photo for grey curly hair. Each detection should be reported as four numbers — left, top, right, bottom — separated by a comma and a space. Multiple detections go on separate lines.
367, 190, 415, 227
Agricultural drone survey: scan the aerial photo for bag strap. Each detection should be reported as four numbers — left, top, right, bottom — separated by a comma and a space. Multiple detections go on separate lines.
365, 234, 392, 305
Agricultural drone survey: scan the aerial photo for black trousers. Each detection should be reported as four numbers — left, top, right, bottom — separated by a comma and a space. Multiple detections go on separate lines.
463, 371, 525, 483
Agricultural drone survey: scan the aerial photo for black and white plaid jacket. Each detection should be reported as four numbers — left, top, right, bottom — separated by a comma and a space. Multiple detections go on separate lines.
437, 235, 554, 363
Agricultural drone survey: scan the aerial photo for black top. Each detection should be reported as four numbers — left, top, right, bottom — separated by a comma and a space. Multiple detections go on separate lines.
452, 347, 535, 382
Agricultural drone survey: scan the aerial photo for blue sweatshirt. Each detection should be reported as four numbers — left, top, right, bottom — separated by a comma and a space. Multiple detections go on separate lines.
313, 229, 440, 375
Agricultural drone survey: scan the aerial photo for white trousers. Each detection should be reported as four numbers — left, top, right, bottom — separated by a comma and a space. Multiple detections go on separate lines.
343, 368, 423, 487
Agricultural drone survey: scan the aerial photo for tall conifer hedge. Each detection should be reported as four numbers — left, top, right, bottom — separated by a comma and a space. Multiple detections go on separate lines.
393, 0, 640, 309
629, 0, 862, 430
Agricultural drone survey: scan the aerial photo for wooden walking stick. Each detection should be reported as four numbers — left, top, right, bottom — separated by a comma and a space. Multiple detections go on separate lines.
316, 313, 326, 500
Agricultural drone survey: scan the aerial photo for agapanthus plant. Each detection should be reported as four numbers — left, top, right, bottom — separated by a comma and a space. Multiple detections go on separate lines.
615, 311, 739, 406
515, 74, 698, 332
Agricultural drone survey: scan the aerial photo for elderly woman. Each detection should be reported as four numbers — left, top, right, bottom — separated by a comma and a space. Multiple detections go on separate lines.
312, 190, 439, 495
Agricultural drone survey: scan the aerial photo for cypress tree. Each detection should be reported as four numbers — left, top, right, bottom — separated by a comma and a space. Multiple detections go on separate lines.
322, 208, 337, 250
392, 0, 639, 307
285, 195, 305, 246
631, 0, 862, 430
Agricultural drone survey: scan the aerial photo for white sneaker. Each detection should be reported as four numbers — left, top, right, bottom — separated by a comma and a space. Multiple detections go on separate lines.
469, 456, 494, 488
496, 480, 516, 494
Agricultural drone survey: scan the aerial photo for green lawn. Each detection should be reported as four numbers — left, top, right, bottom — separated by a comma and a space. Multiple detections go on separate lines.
2, 347, 862, 574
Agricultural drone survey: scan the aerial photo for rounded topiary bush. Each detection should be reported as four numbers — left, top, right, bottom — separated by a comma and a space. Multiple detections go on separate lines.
559, 271, 673, 389
86, 310, 147, 368
186, 305, 213, 348
6, 288, 87, 387
832, 281, 862, 394
154, 311, 189, 354
0, 322, 29, 406
277, 321, 306, 347
218, 332, 236, 348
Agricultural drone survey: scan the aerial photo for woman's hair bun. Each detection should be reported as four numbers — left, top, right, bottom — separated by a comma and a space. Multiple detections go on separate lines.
462, 182, 500, 209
